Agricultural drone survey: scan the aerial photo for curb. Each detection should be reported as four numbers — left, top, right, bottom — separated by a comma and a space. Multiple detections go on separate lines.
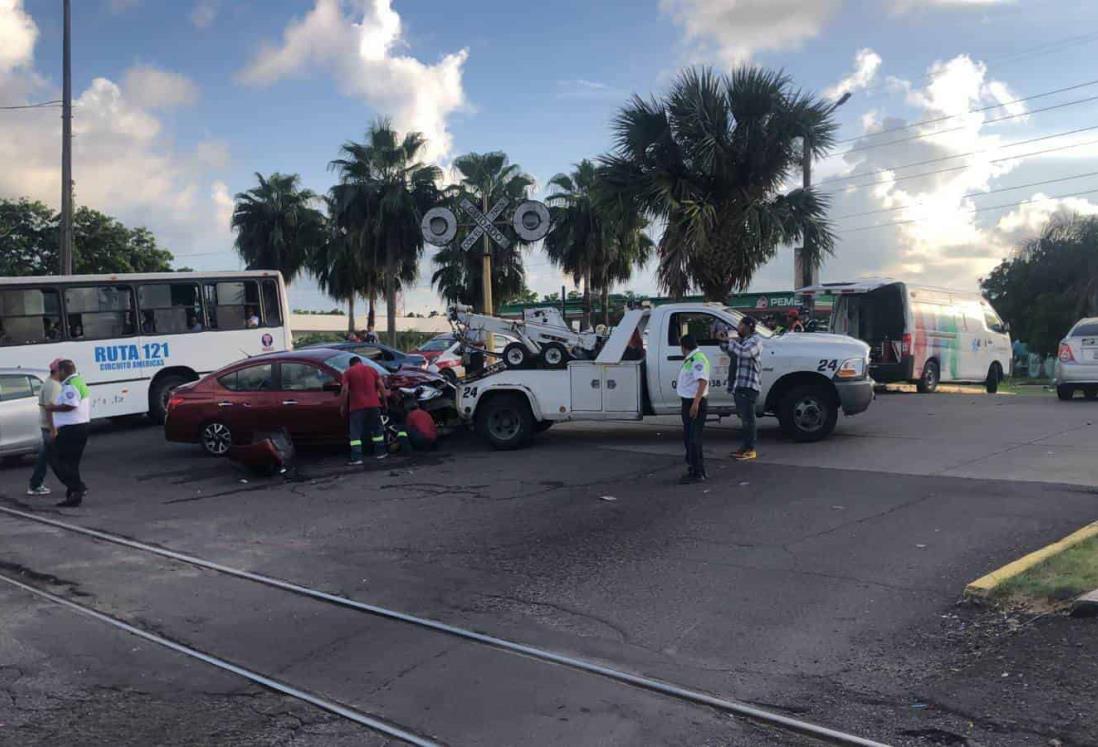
964, 520, 1098, 601
1071, 589, 1098, 618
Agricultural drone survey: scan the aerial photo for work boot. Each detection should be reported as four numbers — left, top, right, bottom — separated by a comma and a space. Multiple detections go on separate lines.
56, 492, 83, 508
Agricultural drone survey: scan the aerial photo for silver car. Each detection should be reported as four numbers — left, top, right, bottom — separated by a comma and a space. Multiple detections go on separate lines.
0, 368, 47, 462
1056, 317, 1098, 401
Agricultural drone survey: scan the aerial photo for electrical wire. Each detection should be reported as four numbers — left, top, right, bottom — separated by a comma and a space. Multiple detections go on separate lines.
0, 99, 62, 110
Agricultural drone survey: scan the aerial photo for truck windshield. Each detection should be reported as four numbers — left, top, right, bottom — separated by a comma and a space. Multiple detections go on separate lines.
722, 308, 775, 338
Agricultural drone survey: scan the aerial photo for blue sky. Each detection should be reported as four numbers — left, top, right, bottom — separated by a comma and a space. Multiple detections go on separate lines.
5, 0, 1098, 312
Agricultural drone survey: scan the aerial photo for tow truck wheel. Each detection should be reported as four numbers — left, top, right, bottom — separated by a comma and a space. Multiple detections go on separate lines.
778, 385, 838, 443
540, 342, 569, 369
916, 359, 940, 394
476, 394, 533, 450
503, 343, 531, 369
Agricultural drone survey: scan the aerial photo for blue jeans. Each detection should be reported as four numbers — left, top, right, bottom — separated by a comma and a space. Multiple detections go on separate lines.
734, 387, 758, 451
30, 428, 51, 489
348, 408, 383, 460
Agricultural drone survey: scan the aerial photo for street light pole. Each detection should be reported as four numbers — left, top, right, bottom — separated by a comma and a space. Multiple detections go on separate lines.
60, 0, 74, 275
796, 92, 851, 308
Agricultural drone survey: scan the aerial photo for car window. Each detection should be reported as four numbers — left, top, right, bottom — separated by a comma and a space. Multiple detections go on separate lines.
0, 374, 35, 401
219, 364, 274, 392
1071, 321, 1098, 337
323, 352, 388, 376
419, 337, 453, 352
281, 362, 335, 391
351, 345, 388, 362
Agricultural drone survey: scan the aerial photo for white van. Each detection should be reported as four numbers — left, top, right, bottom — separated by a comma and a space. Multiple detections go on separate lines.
803, 279, 1012, 393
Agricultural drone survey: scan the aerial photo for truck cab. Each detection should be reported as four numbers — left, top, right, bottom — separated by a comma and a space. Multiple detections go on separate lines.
458, 303, 873, 449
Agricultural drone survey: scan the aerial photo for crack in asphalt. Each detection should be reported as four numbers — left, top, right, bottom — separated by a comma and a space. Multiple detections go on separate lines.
474, 592, 631, 643
782, 491, 938, 550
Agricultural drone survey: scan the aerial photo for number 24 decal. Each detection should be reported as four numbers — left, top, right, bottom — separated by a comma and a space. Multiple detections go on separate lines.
817, 359, 838, 372
462, 386, 478, 398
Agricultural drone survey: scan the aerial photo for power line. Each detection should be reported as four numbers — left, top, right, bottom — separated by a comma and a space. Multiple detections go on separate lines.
839, 92, 1098, 156
840, 186, 1098, 234
834, 78, 1098, 144
833, 169, 1098, 220
820, 123, 1098, 190
0, 100, 62, 110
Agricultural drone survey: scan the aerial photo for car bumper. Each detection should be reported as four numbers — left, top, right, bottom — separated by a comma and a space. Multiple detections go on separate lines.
1056, 361, 1098, 385
835, 378, 875, 415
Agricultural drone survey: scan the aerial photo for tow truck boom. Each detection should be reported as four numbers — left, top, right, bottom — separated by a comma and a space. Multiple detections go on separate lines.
449, 304, 602, 370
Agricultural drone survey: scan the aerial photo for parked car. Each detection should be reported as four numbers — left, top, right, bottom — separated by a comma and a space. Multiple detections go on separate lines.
412, 334, 456, 363
1055, 317, 1098, 400
0, 368, 47, 462
165, 349, 456, 455
304, 341, 427, 372
413, 335, 465, 383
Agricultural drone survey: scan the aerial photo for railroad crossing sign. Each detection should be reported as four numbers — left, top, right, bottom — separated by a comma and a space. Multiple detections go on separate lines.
459, 197, 511, 252
420, 198, 551, 251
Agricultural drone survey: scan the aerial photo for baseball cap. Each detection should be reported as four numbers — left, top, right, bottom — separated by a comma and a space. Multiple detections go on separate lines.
48, 358, 63, 372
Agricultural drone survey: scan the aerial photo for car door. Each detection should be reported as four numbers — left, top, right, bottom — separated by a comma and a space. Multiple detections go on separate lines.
214, 363, 276, 439
0, 374, 44, 454
278, 361, 344, 443
659, 311, 735, 409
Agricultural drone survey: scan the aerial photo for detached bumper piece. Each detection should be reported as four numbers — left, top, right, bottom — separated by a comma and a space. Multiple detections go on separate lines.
228, 429, 295, 476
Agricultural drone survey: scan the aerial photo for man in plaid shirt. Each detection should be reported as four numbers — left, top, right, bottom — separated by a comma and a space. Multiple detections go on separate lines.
724, 316, 763, 461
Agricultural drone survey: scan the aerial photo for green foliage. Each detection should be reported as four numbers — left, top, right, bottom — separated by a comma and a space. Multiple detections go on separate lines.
600, 66, 837, 300
502, 286, 539, 305
981, 214, 1098, 355
232, 172, 326, 284
993, 536, 1098, 609
0, 198, 174, 275
292, 329, 435, 352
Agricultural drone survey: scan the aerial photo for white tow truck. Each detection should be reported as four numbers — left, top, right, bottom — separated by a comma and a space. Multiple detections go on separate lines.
456, 302, 875, 449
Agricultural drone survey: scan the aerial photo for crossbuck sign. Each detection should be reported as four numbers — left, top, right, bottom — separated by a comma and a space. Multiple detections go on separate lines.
421, 198, 551, 251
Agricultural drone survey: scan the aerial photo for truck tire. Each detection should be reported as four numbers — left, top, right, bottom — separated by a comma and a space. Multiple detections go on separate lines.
149, 372, 192, 424
540, 342, 569, 369
985, 363, 1002, 394
916, 359, 940, 394
476, 394, 534, 450
503, 343, 531, 370
778, 385, 838, 443
1057, 385, 1075, 401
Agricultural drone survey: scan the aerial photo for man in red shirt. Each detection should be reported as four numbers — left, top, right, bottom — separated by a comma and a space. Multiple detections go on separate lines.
340, 356, 388, 465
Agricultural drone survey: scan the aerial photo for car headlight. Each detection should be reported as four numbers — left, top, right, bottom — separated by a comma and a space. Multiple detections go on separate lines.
417, 386, 442, 401
834, 357, 867, 380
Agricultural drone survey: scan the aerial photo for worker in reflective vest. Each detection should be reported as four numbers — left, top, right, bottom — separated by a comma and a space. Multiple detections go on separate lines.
676, 334, 710, 484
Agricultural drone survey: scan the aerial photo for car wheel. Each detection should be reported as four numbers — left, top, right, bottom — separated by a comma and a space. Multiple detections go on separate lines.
503, 343, 531, 370
540, 342, 569, 369
1084, 386, 1098, 401
200, 421, 234, 456
476, 394, 533, 450
985, 363, 1002, 394
778, 384, 838, 443
149, 373, 192, 424
916, 359, 940, 394
1057, 384, 1075, 401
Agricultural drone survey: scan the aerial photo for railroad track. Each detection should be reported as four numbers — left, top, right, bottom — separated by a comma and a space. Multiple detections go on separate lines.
0, 505, 889, 747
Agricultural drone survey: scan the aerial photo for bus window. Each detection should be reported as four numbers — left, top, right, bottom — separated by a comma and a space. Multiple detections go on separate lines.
0, 288, 62, 346
138, 283, 203, 334
261, 280, 282, 327
204, 281, 261, 330
65, 286, 136, 340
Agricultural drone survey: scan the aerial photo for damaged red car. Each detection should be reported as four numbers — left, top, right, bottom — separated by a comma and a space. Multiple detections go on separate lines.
164, 349, 456, 455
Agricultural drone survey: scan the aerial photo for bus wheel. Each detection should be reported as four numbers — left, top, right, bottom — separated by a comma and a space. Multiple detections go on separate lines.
149, 373, 192, 424
916, 360, 940, 394
200, 422, 233, 456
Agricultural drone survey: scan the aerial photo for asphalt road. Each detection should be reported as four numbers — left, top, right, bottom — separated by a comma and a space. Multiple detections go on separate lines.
0, 389, 1095, 746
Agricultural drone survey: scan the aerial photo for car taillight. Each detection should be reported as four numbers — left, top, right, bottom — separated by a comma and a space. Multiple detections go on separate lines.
1059, 343, 1076, 363
902, 333, 912, 356
167, 395, 185, 413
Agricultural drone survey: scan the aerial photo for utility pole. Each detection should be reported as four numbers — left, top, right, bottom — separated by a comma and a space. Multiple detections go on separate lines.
481, 192, 493, 315
60, 0, 74, 275
796, 91, 851, 311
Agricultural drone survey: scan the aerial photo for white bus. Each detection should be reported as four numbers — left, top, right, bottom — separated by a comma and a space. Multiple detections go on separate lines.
0, 271, 291, 422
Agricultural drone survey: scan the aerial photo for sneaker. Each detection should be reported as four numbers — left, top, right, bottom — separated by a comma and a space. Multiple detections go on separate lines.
26, 485, 51, 496
734, 449, 758, 462
347, 459, 364, 466
56, 493, 83, 508
374, 452, 389, 460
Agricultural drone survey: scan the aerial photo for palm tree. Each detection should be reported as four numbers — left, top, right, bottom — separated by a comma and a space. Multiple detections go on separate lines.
311, 197, 365, 334
330, 119, 441, 344
231, 173, 325, 284
600, 66, 837, 300
431, 152, 534, 312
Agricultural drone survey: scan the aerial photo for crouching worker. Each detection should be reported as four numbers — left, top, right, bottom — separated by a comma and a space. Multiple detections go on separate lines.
340, 356, 388, 465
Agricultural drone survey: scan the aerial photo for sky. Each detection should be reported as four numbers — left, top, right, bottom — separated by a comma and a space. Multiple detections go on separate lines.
3, 0, 1098, 313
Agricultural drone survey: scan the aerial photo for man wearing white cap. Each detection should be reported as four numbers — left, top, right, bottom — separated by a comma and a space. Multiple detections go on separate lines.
26, 359, 63, 497
43, 359, 91, 507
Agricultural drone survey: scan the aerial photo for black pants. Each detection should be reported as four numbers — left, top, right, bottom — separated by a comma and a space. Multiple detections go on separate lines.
680, 397, 707, 477
50, 423, 88, 497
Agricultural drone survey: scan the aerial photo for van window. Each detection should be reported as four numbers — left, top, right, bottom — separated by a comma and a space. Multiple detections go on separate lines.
65, 285, 136, 340
0, 288, 62, 346
138, 283, 203, 334
983, 308, 1006, 334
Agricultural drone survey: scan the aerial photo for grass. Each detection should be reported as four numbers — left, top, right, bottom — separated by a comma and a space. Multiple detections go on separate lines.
992, 536, 1098, 610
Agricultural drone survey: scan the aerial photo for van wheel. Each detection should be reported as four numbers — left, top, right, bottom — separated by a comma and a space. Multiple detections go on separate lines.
778, 385, 838, 443
149, 373, 192, 424
985, 363, 1002, 394
1057, 385, 1075, 401
503, 343, 531, 370
476, 394, 534, 450
916, 360, 940, 393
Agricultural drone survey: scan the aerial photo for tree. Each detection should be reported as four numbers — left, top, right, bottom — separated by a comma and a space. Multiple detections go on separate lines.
981, 213, 1098, 355
0, 198, 174, 275
330, 119, 441, 344
232, 172, 326, 285
600, 66, 837, 300
432, 152, 534, 312
502, 286, 539, 305
310, 196, 365, 334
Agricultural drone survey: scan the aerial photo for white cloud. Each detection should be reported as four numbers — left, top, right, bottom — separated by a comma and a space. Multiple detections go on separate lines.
196, 139, 231, 169
190, 0, 218, 28
824, 48, 882, 100
554, 79, 622, 101
896, 0, 1009, 8
660, 0, 842, 64
0, 0, 37, 74
238, 0, 468, 163
122, 64, 200, 110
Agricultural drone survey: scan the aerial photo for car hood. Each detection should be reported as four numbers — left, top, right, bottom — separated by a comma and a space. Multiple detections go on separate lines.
386, 369, 448, 388
765, 332, 871, 356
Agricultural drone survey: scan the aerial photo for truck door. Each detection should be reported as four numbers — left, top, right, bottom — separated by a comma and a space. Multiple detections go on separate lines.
660, 311, 735, 409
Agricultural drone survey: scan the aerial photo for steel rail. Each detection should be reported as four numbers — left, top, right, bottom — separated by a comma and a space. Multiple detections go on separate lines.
0, 571, 440, 747
0, 505, 889, 747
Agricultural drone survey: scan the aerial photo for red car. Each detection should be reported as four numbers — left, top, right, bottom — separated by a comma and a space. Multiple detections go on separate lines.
165, 349, 454, 455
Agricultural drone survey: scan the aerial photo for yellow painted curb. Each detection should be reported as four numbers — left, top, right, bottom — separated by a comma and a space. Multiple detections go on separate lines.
964, 520, 1098, 600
